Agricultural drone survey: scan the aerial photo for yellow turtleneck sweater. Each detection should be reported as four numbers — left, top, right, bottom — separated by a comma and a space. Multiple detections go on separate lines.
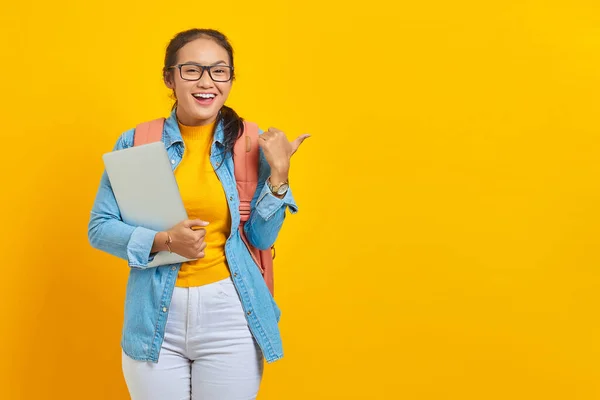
175, 120, 232, 287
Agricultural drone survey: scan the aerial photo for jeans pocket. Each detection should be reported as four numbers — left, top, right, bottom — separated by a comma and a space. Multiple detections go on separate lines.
215, 277, 236, 298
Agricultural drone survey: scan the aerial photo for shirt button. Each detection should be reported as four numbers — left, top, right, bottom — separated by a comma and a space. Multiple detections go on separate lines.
233, 273, 238, 277
247, 311, 252, 316
171, 266, 176, 271
229, 196, 233, 201
216, 162, 221, 167
171, 160, 175, 165
162, 307, 168, 312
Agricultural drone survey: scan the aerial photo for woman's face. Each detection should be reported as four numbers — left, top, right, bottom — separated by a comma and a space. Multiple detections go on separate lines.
165, 37, 233, 126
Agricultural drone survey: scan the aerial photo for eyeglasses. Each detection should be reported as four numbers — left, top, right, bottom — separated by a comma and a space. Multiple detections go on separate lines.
170, 63, 234, 82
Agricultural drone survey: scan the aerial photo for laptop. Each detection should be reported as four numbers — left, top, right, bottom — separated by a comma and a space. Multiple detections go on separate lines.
102, 141, 196, 267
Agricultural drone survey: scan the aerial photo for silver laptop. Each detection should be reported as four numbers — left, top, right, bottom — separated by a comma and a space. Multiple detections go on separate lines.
102, 141, 195, 267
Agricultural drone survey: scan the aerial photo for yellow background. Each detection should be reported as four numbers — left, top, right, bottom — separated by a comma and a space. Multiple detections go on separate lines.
1, 0, 600, 398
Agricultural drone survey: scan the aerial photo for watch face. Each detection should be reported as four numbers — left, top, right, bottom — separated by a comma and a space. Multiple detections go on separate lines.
277, 183, 289, 195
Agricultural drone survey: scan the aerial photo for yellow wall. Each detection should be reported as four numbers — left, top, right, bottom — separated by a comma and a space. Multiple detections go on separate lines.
2, 0, 600, 398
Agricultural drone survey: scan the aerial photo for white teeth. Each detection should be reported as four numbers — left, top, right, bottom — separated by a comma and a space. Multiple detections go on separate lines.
193, 93, 216, 99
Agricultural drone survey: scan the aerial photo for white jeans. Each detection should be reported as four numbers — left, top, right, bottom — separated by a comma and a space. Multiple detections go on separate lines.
122, 277, 264, 400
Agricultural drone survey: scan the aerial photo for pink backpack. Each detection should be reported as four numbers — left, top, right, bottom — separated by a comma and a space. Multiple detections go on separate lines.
134, 118, 275, 296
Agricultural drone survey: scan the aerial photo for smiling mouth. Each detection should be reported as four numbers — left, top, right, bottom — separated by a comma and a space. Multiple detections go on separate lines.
191, 93, 217, 106
192, 93, 216, 99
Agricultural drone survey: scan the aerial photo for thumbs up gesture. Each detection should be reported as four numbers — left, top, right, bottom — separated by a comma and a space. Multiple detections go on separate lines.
258, 127, 310, 179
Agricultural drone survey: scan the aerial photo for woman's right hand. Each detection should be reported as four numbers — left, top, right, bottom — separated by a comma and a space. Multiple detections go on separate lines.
153, 219, 209, 259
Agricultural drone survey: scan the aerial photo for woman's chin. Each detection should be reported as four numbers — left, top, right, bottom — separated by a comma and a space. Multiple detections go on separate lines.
178, 106, 219, 125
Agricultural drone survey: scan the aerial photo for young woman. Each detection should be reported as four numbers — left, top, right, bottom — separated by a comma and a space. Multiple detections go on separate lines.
88, 28, 308, 400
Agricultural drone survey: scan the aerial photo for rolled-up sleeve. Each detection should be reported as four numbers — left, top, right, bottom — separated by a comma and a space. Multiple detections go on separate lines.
254, 182, 298, 221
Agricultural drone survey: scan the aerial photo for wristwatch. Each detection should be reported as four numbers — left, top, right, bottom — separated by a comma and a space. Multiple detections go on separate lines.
267, 177, 289, 196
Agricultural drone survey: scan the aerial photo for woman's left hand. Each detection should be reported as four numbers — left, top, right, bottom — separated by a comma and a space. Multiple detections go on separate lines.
258, 127, 310, 180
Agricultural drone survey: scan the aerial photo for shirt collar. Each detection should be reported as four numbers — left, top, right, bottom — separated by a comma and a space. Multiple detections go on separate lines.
162, 108, 225, 148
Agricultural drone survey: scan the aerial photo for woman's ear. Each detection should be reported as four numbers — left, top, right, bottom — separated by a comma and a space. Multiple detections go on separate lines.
164, 72, 175, 90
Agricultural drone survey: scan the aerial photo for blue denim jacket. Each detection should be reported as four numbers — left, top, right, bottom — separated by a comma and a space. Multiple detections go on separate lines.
88, 109, 297, 363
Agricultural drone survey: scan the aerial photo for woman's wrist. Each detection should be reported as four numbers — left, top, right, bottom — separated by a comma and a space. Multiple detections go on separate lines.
152, 231, 169, 253
270, 165, 289, 184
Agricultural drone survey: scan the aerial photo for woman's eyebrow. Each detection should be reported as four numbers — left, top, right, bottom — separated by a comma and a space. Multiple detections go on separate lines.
181, 60, 229, 66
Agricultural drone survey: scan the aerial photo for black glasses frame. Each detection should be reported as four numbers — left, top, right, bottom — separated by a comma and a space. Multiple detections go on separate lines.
170, 63, 234, 82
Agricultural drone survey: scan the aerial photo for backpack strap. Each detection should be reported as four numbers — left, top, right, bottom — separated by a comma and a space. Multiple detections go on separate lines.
134, 118, 165, 146
233, 121, 260, 222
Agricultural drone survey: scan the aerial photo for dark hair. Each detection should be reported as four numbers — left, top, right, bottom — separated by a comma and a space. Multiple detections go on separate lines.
163, 28, 243, 161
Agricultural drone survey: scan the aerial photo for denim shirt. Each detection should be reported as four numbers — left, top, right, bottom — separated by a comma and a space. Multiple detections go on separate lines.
88, 109, 298, 363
